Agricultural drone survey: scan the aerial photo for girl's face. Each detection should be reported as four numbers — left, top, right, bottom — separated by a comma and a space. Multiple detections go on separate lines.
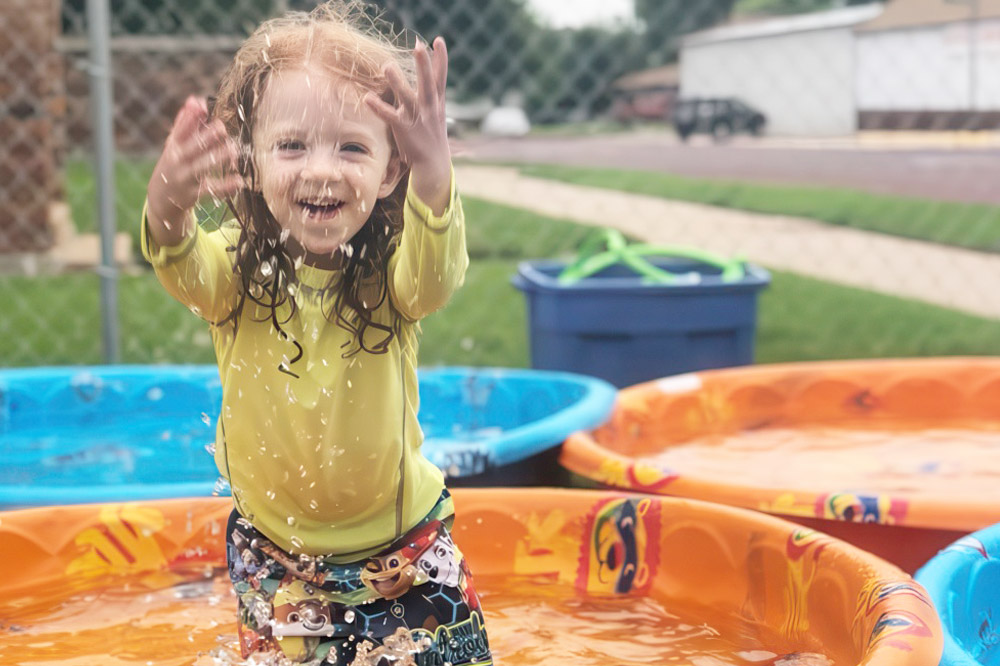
252, 66, 402, 267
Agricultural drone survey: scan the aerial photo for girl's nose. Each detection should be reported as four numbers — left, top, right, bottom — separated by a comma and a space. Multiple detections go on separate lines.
301, 153, 343, 182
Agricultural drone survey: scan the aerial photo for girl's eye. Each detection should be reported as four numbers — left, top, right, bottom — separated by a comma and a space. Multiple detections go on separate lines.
277, 139, 305, 152
341, 143, 367, 154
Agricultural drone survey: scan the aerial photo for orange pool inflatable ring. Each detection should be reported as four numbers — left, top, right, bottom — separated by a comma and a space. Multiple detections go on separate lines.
0, 489, 941, 666
560, 357, 1000, 573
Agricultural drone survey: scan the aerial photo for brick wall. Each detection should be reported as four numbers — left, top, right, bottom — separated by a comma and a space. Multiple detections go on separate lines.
62, 40, 238, 154
0, 0, 64, 253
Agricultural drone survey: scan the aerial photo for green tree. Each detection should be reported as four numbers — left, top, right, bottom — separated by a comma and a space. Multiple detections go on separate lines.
376, 0, 538, 103
633, 0, 738, 67
62, 0, 278, 35
520, 24, 640, 122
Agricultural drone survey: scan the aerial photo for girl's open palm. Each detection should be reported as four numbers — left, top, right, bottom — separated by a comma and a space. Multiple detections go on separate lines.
366, 37, 451, 205
147, 97, 241, 244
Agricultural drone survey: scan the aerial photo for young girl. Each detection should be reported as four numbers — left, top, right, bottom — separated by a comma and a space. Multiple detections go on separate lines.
142, 3, 490, 664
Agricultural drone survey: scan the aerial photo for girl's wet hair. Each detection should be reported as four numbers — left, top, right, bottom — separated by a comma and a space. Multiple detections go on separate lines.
213, 0, 414, 357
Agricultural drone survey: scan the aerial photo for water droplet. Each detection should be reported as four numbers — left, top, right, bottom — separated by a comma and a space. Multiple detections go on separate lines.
260, 261, 273, 277
205, 442, 216, 455
212, 477, 230, 496
287, 515, 297, 526
146, 387, 164, 401
201, 413, 212, 426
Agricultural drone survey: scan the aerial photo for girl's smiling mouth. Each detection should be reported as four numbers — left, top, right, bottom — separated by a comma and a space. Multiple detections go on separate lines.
299, 199, 345, 219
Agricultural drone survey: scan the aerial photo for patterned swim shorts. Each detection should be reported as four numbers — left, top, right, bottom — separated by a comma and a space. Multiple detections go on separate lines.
226, 491, 492, 665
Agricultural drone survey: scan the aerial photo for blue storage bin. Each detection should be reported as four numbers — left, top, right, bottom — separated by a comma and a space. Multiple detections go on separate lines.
511, 238, 770, 388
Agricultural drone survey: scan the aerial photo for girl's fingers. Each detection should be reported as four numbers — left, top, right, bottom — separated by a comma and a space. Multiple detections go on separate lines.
171, 96, 208, 143
189, 142, 239, 181
193, 120, 230, 153
365, 93, 404, 127
414, 40, 437, 109
178, 120, 230, 164
200, 174, 245, 199
384, 62, 418, 113
433, 37, 448, 100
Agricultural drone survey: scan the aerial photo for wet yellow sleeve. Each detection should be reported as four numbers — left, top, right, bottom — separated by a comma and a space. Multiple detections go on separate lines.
388, 168, 469, 321
140, 202, 239, 324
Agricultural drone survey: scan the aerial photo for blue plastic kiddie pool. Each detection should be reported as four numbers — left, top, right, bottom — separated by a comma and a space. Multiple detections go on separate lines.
0, 365, 615, 507
916, 525, 1000, 666
418, 366, 616, 485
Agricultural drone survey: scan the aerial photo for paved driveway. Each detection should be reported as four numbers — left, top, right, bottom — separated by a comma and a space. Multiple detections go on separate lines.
455, 131, 1000, 205
457, 165, 1000, 319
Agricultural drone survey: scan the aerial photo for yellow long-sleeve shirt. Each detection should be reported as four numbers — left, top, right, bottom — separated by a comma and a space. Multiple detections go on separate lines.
141, 172, 468, 559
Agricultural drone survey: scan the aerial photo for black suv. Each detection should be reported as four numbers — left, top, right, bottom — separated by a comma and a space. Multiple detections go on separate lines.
672, 97, 767, 142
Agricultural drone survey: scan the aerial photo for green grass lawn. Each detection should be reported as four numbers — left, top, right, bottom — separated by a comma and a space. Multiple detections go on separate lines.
5, 190, 1000, 368
514, 163, 1000, 253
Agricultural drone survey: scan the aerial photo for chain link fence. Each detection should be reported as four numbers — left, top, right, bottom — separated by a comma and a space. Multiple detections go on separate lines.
3, 0, 1000, 370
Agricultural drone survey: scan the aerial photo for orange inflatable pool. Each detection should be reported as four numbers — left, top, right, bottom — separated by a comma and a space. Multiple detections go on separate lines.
561, 358, 1000, 573
0, 489, 940, 666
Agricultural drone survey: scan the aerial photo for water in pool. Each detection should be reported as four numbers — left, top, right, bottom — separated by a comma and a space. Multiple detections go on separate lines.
0, 415, 216, 488
0, 567, 833, 666
641, 425, 1000, 495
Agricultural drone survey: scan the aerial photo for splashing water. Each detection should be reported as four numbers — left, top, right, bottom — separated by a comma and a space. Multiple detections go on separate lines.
0, 572, 837, 666
349, 627, 431, 666
212, 476, 230, 497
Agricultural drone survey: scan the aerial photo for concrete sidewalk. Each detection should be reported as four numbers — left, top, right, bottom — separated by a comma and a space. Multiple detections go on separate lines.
456, 165, 1000, 320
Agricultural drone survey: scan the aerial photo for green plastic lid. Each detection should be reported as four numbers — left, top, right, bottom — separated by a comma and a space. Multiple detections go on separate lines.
557, 229, 746, 285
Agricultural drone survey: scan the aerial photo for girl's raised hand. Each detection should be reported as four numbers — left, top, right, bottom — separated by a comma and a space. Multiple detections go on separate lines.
146, 96, 242, 247
366, 37, 451, 214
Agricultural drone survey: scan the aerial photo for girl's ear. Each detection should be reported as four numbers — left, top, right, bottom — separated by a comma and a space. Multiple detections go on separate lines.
377, 154, 405, 199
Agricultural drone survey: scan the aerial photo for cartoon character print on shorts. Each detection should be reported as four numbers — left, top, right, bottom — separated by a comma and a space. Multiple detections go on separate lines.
226, 511, 490, 665
360, 520, 474, 602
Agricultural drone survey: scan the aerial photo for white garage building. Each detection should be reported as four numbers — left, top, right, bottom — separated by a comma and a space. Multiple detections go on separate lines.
680, 4, 883, 136
679, 0, 1000, 136
856, 0, 1000, 130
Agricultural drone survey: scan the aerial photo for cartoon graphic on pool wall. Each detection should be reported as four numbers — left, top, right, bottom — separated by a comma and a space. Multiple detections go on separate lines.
579, 497, 659, 594
595, 457, 679, 493
818, 492, 908, 524
855, 580, 935, 652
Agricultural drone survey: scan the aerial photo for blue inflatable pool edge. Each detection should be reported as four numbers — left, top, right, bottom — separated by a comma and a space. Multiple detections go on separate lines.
916, 527, 1000, 666
418, 366, 617, 477
0, 364, 617, 505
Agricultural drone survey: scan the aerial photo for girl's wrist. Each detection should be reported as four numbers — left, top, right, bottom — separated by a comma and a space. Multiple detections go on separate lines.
146, 187, 192, 246
408, 157, 452, 216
